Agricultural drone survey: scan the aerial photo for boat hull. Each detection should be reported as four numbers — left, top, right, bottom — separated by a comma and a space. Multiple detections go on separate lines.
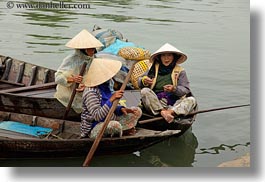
0, 91, 80, 121
0, 111, 180, 158
0, 134, 174, 158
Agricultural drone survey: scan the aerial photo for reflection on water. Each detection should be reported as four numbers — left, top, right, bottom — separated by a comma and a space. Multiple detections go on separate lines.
90, 0, 139, 8
90, 129, 198, 167
197, 142, 250, 155
25, 34, 67, 52
66, 129, 198, 167
14, 10, 75, 28
138, 129, 198, 167
86, 13, 199, 24
146, 4, 176, 9
88, 13, 137, 23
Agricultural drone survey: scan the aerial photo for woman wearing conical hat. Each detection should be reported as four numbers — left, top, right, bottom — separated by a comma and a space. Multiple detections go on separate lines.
138, 43, 197, 123
80, 58, 142, 138
54, 29, 103, 114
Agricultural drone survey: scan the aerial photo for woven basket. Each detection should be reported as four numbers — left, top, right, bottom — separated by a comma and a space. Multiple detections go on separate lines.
118, 47, 151, 61
130, 59, 152, 89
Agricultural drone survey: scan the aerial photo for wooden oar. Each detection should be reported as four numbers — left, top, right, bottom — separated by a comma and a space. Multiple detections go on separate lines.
138, 104, 250, 125
62, 62, 87, 120
82, 61, 137, 167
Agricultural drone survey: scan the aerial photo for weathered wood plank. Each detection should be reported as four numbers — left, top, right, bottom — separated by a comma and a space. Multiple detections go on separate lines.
0, 79, 25, 87
1, 57, 12, 80
28, 66, 37, 86
15, 62, 25, 83
0, 82, 56, 93
13, 88, 55, 97
43, 69, 51, 83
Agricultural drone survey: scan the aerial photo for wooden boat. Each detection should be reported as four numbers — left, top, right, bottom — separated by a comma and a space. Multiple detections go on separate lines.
0, 55, 139, 121
0, 55, 79, 120
0, 55, 56, 90
0, 110, 181, 158
0, 87, 79, 121
0, 55, 198, 132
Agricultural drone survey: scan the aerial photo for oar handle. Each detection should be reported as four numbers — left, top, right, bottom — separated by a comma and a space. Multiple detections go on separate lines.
187, 104, 250, 116
82, 61, 137, 167
138, 104, 250, 125
63, 62, 87, 119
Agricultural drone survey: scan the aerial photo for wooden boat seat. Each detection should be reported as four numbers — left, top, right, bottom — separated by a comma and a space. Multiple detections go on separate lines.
10, 88, 56, 98
0, 79, 25, 87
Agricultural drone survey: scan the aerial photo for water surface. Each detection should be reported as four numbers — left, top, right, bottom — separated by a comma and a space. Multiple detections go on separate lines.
0, 0, 250, 167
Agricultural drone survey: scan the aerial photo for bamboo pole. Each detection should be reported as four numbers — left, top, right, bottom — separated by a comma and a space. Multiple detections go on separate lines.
138, 104, 250, 125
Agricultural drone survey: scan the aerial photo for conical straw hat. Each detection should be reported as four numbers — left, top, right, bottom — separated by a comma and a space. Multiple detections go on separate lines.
65, 29, 103, 49
150, 43, 187, 64
84, 58, 122, 87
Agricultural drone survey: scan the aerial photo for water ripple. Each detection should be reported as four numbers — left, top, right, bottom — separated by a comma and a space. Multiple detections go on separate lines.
89, 0, 140, 9
27, 34, 69, 40
13, 10, 76, 28
86, 13, 202, 24
196, 142, 250, 155
26, 41, 63, 46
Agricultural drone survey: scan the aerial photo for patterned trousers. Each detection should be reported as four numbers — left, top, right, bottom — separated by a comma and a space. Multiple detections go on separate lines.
141, 88, 196, 116
90, 107, 142, 139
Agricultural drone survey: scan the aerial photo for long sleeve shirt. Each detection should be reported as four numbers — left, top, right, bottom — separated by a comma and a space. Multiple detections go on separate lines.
138, 64, 191, 98
80, 85, 124, 137
54, 50, 92, 113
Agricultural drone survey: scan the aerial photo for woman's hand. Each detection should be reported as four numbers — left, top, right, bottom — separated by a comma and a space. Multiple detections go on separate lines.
67, 75, 83, 84
121, 107, 137, 115
163, 84, 176, 92
76, 83, 85, 92
110, 90, 124, 102
143, 76, 153, 86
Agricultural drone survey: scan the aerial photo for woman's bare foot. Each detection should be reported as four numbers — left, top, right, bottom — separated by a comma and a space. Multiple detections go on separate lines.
161, 109, 174, 123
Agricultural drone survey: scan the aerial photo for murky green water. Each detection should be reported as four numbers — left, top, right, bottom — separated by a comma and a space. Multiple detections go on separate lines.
0, 0, 250, 167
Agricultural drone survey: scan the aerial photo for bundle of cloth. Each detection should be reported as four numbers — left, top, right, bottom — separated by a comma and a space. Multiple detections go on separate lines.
92, 25, 151, 90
